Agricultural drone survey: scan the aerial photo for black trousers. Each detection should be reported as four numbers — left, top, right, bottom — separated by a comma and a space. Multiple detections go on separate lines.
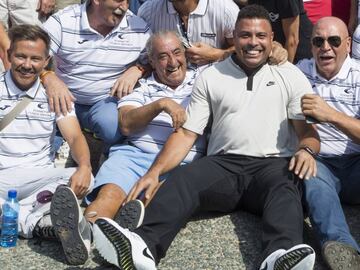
135, 154, 304, 264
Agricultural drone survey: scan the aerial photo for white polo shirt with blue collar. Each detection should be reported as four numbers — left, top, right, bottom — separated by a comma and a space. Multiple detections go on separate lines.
297, 55, 360, 156
42, 2, 151, 105
0, 71, 76, 170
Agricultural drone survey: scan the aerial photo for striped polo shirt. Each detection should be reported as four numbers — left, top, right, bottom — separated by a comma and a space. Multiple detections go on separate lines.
138, 0, 239, 49
42, 2, 151, 105
297, 56, 360, 156
118, 67, 206, 163
0, 71, 76, 170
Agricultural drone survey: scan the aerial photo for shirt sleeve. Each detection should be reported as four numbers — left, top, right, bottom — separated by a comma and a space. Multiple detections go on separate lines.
182, 74, 211, 135
42, 14, 62, 57
117, 85, 146, 109
284, 63, 313, 120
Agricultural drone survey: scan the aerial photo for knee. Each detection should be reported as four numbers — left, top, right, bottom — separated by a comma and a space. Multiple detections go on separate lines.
95, 183, 126, 203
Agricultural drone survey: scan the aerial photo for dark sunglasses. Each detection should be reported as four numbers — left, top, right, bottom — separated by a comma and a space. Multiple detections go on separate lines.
312, 36, 345, 48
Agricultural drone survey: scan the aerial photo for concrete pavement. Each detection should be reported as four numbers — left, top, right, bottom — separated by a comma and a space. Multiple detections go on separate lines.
1, 205, 359, 269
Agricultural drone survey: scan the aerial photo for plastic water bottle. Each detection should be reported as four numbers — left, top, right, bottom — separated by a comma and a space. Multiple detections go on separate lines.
0, 190, 19, 248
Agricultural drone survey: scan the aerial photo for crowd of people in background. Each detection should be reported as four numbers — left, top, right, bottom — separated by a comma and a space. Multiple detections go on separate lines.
1, 1, 360, 270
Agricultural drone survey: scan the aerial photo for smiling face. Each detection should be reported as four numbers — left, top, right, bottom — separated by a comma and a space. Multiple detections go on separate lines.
233, 18, 273, 71
97, 0, 129, 29
149, 33, 187, 89
312, 17, 350, 80
8, 39, 50, 91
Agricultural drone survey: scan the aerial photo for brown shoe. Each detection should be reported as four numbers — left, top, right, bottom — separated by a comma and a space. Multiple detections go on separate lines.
322, 241, 360, 270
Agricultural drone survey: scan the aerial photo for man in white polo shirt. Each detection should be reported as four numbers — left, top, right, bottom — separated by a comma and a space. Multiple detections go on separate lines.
41, 0, 151, 145
91, 5, 320, 270
138, 0, 239, 66
297, 16, 360, 269
0, 24, 93, 256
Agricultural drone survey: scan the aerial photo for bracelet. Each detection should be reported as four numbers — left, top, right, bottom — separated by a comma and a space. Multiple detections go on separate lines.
136, 65, 146, 77
40, 70, 55, 82
298, 146, 317, 157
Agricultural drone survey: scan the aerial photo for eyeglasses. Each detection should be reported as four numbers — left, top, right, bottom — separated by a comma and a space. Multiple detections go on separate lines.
311, 36, 345, 48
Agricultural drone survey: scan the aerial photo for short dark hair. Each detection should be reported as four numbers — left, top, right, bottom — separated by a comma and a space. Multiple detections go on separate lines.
8, 24, 51, 56
236, 4, 271, 25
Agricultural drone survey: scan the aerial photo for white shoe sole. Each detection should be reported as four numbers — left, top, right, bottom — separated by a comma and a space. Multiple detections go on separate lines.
94, 217, 135, 270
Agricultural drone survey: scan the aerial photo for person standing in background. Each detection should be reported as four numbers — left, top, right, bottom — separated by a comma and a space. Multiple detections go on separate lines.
0, 0, 56, 30
138, 0, 239, 67
303, 0, 332, 24
247, 0, 313, 63
0, 23, 10, 72
349, 0, 359, 35
332, 0, 351, 26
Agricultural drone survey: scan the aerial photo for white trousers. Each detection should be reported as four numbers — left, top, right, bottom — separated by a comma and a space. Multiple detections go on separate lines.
0, 167, 93, 238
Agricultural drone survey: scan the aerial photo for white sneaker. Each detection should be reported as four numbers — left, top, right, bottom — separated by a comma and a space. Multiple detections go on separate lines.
50, 186, 91, 265
93, 217, 156, 270
260, 244, 315, 270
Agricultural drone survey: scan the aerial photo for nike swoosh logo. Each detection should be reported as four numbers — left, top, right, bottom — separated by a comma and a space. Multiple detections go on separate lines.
37, 103, 46, 109
0, 105, 11, 110
142, 248, 154, 261
266, 81, 275, 86
344, 88, 353, 94
78, 39, 89, 44
260, 262, 268, 270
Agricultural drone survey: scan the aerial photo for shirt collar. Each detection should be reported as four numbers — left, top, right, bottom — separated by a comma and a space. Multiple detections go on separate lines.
142, 68, 197, 92
167, 0, 208, 16
311, 54, 352, 81
5, 71, 40, 98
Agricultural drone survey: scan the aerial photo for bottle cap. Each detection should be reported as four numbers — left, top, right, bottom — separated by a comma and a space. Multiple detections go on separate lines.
8, 189, 17, 199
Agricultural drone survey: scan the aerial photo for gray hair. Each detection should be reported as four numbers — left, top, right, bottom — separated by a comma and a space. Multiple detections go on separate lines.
145, 30, 185, 58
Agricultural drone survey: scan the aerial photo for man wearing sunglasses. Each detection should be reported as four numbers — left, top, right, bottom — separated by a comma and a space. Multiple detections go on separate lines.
297, 16, 360, 269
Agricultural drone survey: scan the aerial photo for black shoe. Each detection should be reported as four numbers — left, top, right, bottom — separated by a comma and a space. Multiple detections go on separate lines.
114, 199, 144, 231
322, 241, 360, 270
274, 244, 315, 270
50, 186, 91, 265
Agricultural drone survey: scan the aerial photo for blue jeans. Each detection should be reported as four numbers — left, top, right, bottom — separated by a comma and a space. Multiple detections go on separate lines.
74, 97, 122, 145
304, 154, 360, 251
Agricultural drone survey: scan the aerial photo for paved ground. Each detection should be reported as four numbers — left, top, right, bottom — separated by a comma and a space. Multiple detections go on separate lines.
0, 205, 359, 270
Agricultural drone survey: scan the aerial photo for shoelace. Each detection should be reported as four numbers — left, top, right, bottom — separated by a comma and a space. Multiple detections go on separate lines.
33, 225, 58, 240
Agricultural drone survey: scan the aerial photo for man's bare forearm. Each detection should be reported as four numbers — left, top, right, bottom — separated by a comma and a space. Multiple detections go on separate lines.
147, 127, 198, 176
